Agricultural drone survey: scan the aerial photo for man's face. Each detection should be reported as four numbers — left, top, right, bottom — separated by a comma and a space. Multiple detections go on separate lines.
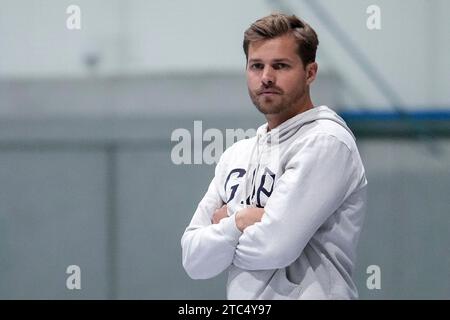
246, 34, 313, 115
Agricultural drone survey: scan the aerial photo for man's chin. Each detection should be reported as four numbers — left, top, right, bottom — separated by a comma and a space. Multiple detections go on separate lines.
255, 103, 285, 115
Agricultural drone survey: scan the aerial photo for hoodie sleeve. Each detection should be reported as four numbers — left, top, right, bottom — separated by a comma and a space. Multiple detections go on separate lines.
233, 134, 358, 270
181, 150, 243, 279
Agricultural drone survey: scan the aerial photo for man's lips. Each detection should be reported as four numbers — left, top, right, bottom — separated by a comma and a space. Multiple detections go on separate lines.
257, 90, 282, 95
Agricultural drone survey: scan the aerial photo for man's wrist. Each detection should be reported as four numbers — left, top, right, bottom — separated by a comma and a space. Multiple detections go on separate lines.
234, 210, 244, 232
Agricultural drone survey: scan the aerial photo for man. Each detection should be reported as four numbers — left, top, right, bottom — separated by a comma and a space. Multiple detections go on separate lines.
181, 13, 367, 299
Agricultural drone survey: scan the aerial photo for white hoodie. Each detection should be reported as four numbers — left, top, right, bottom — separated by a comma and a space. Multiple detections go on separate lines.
181, 105, 368, 299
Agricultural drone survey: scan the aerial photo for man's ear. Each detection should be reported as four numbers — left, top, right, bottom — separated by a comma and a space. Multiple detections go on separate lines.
306, 62, 318, 85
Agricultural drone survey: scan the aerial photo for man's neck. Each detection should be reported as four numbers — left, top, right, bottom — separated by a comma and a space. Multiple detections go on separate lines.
266, 99, 314, 131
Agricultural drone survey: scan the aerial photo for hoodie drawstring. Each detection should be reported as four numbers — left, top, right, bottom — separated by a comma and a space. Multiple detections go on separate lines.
243, 135, 258, 209
243, 132, 267, 208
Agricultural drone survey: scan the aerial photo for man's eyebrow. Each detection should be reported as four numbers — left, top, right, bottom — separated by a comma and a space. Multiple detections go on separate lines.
272, 58, 294, 63
248, 58, 294, 63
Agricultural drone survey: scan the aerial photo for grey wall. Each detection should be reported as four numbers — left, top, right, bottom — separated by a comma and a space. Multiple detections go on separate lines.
0, 147, 109, 299
355, 140, 450, 299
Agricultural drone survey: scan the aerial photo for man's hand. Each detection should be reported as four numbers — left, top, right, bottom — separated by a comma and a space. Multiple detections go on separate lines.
212, 204, 229, 224
235, 207, 265, 232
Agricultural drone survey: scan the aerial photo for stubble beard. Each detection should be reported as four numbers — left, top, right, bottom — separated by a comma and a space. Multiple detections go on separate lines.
249, 87, 305, 115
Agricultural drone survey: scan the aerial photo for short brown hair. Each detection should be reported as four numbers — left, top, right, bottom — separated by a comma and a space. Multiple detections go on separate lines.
243, 13, 319, 67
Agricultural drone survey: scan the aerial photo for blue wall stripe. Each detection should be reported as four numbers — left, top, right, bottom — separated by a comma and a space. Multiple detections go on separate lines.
339, 110, 450, 121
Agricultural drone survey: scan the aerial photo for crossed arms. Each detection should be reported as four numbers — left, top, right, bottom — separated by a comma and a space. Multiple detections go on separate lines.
212, 204, 264, 232
181, 135, 357, 279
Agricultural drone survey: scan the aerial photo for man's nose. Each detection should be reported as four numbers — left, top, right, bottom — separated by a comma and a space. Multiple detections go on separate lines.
261, 66, 275, 86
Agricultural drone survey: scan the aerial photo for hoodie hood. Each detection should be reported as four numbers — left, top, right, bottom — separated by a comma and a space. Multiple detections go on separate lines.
243, 105, 355, 208
256, 105, 355, 144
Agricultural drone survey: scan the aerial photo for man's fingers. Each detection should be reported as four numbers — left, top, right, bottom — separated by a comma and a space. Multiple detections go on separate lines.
211, 205, 229, 224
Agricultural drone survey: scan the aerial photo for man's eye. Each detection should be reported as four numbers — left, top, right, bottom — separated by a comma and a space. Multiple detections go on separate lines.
250, 63, 264, 70
273, 63, 289, 70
